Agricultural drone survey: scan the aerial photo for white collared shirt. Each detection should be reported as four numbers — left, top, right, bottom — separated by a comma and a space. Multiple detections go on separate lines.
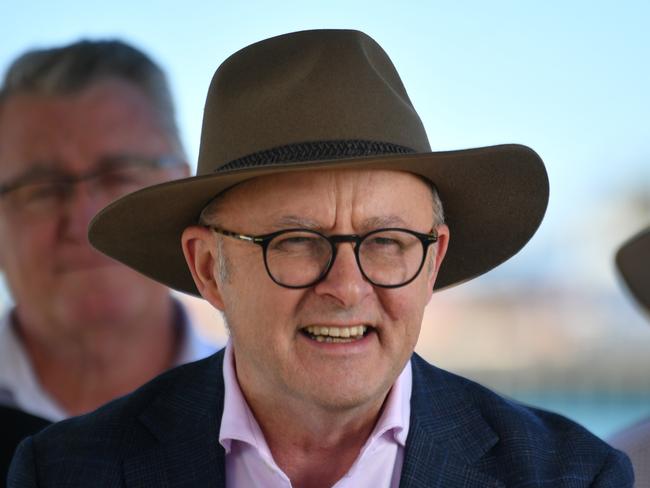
0, 299, 217, 421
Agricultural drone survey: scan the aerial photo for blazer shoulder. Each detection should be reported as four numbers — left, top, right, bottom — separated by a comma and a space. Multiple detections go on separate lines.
43, 349, 223, 436
9, 350, 225, 486
409, 354, 634, 486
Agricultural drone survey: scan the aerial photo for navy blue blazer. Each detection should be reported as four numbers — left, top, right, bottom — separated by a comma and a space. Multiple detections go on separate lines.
8, 350, 633, 487
1, 406, 50, 487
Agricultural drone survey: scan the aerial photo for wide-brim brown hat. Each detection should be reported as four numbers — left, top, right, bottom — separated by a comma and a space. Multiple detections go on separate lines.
89, 29, 549, 296
616, 227, 650, 313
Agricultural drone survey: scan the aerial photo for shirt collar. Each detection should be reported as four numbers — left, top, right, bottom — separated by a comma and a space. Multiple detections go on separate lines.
0, 298, 214, 421
219, 340, 274, 458
219, 339, 412, 452
368, 355, 412, 447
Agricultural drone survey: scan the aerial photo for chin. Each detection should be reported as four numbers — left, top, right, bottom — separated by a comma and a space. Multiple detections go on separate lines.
54, 283, 148, 327
62, 266, 151, 299
63, 298, 139, 327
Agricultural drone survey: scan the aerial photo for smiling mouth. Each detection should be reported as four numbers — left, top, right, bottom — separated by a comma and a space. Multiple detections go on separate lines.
302, 325, 371, 343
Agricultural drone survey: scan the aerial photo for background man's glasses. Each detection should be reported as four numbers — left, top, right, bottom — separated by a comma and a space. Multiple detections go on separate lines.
0, 155, 184, 219
207, 226, 439, 289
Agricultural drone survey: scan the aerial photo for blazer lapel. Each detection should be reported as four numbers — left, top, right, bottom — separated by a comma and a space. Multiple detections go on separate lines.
123, 351, 227, 488
400, 354, 504, 488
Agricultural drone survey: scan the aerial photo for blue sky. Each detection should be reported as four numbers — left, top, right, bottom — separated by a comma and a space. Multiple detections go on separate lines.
2, 0, 649, 287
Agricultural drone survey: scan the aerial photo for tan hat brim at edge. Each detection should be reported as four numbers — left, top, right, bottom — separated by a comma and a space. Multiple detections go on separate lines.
616, 227, 650, 313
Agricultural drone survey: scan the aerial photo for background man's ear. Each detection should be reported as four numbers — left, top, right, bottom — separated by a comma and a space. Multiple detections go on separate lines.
181, 225, 226, 310
167, 162, 191, 179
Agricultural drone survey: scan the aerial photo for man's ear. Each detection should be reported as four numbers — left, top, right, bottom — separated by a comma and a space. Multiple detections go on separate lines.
428, 223, 450, 292
181, 225, 226, 311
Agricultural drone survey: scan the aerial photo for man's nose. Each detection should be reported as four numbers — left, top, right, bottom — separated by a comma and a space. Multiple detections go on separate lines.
59, 181, 107, 240
313, 242, 373, 307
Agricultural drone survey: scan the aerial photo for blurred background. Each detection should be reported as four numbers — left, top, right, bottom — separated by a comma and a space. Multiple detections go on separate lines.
2, 0, 648, 438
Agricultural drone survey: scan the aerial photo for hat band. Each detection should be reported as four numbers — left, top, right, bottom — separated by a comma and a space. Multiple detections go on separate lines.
216, 140, 416, 172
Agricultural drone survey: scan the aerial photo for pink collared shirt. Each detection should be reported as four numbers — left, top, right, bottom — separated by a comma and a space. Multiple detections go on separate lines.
219, 340, 412, 487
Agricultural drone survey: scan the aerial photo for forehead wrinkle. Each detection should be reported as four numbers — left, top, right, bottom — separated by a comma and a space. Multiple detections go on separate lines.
1, 152, 157, 185
9, 161, 61, 175
341, 170, 408, 232
347, 170, 435, 233
10, 153, 143, 173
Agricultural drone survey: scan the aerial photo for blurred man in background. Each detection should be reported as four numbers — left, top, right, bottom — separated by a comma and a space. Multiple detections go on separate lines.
0, 40, 216, 424
609, 227, 650, 487
0, 406, 49, 484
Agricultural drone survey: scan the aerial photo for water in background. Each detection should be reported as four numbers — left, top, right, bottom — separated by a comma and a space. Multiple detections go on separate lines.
510, 391, 650, 440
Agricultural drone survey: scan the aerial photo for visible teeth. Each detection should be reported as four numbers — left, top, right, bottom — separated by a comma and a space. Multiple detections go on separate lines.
304, 325, 368, 340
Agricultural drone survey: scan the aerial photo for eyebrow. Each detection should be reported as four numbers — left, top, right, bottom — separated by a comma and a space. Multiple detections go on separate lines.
271, 215, 323, 230
268, 214, 410, 233
360, 215, 409, 229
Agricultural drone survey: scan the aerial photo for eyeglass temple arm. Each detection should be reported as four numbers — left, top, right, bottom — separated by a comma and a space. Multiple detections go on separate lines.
207, 226, 265, 245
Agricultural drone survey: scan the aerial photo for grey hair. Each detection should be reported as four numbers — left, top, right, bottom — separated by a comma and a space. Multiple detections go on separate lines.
213, 232, 231, 284
419, 177, 445, 228
198, 199, 232, 283
0, 39, 185, 158
413, 177, 446, 271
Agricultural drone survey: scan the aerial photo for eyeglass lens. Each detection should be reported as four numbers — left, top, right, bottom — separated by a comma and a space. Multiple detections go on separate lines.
264, 229, 426, 287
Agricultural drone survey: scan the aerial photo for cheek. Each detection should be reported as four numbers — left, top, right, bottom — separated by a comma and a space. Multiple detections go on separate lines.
241, 285, 299, 327
378, 285, 428, 338
383, 279, 429, 314
0, 220, 55, 277
222, 248, 294, 317
224, 274, 304, 344
0, 225, 57, 308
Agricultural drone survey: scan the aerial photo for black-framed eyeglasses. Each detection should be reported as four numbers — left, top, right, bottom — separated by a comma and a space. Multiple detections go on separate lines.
207, 226, 438, 289
0, 155, 184, 218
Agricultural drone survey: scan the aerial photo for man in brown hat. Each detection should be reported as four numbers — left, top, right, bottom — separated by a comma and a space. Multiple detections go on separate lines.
0, 40, 217, 421
609, 227, 650, 487
9, 30, 632, 487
